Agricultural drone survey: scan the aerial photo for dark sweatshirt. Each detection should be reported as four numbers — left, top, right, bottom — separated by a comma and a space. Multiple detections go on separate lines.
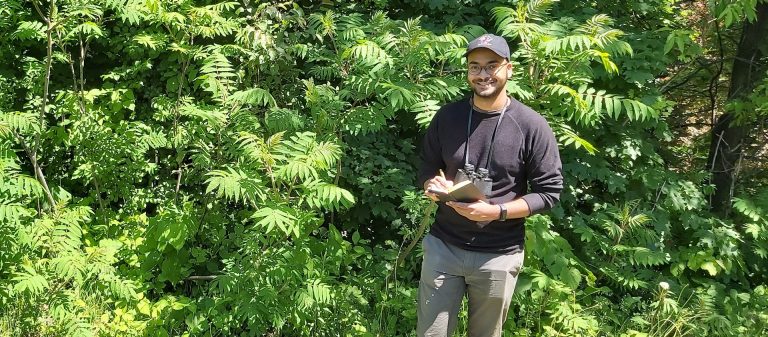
418, 96, 563, 254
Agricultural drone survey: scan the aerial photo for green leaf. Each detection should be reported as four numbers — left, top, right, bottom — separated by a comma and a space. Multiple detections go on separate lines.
302, 180, 355, 211
700, 261, 718, 276
251, 205, 298, 237
133, 33, 166, 50
146, 206, 197, 251
1, 111, 39, 133
67, 22, 104, 40
0, 203, 32, 222
230, 88, 277, 107
196, 51, 236, 99
13, 265, 49, 295
13, 21, 46, 41
179, 104, 227, 129
205, 167, 264, 204
410, 100, 441, 129
559, 266, 582, 289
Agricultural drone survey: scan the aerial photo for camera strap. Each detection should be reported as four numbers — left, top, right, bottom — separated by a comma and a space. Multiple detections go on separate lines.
464, 97, 510, 170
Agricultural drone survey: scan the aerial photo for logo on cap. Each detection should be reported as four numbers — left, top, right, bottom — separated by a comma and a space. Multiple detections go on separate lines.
478, 34, 493, 47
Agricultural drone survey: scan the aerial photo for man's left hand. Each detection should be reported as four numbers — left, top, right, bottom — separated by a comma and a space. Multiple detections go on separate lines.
447, 200, 499, 222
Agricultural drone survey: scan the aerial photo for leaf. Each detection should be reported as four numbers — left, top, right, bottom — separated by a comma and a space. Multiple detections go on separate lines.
52, 254, 86, 283
13, 265, 49, 295
341, 104, 390, 135
265, 108, 304, 133
0, 203, 32, 223
555, 124, 598, 154
307, 279, 332, 304
205, 167, 264, 204
1, 111, 39, 133
530, 269, 551, 288
410, 100, 441, 129
343, 40, 391, 68
733, 198, 763, 222
277, 160, 318, 182
105, 276, 138, 300
196, 51, 236, 99
146, 206, 197, 251
13, 21, 46, 41
113, 0, 147, 25
179, 104, 228, 128
559, 266, 582, 289
700, 261, 718, 276
67, 22, 104, 40
302, 180, 355, 211
275, 132, 341, 181
251, 205, 299, 237
133, 33, 166, 50
230, 88, 277, 107
380, 82, 416, 110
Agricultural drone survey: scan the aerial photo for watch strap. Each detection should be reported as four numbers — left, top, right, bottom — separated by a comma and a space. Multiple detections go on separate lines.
498, 203, 507, 221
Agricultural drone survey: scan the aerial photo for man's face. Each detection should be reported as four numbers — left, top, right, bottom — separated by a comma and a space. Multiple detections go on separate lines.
466, 48, 511, 98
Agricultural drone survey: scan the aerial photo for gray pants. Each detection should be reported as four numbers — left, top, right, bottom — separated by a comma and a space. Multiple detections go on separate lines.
417, 234, 524, 337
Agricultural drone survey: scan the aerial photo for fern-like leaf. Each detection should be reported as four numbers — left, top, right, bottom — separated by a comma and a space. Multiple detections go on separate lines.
0, 202, 32, 223
197, 50, 236, 99
275, 132, 341, 182
133, 33, 167, 50
411, 100, 441, 129
205, 167, 265, 204
343, 40, 392, 68
13, 21, 46, 41
65, 22, 105, 41
180, 103, 228, 129
307, 11, 337, 41
230, 88, 277, 107
302, 180, 355, 211
379, 82, 416, 110
554, 123, 597, 154
733, 198, 764, 222
1, 111, 40, 133
51, 254, 86, 284
265, 108, 304, 133
341, 104, 392, 135
250, 204, 299, 237
12, 264, 49, 296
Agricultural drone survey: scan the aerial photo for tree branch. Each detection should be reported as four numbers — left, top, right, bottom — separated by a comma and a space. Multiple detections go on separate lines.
709, 12, 725, 126
31, 0, 49, 24
186, 275, 219, 281
13, 131, 56, 208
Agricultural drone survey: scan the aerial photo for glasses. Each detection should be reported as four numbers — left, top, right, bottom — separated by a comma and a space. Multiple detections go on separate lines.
467, 62, 507, 75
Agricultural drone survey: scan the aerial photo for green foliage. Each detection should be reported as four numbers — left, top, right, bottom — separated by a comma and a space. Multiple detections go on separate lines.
0, 0, 766, 336
714, 0, 766, 27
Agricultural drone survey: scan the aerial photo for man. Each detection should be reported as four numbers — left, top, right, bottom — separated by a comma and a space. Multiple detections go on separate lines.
417, 33, 563, 336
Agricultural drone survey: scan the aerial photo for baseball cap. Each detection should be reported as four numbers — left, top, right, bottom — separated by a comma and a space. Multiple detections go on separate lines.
465, 34, 510, 59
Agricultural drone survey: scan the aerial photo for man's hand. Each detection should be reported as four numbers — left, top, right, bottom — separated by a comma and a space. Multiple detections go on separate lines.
447, 200, 499, 222
424, 174, 454, 201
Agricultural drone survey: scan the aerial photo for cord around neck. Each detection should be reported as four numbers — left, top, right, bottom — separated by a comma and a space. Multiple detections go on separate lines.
463, 97, 510, 171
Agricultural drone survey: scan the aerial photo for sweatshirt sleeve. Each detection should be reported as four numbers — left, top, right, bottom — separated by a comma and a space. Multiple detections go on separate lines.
520, 116, 563, 214
417, 110, 445, 189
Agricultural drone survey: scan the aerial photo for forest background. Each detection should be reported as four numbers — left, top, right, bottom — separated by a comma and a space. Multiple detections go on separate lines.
1, 0, 767, 336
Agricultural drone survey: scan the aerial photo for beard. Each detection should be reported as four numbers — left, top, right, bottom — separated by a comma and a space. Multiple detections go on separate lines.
471, 78, 507, 98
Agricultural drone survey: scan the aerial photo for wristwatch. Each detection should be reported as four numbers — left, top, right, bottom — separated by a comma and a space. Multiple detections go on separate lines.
498, 203, 507, 221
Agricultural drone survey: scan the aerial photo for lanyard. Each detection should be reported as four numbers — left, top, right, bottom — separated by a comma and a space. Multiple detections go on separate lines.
463, 97, 510, 171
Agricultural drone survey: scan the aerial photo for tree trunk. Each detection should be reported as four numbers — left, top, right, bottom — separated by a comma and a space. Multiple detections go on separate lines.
708, 3, 768, 216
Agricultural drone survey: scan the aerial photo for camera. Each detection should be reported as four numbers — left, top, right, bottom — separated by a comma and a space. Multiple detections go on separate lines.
454, 164, 493, 197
